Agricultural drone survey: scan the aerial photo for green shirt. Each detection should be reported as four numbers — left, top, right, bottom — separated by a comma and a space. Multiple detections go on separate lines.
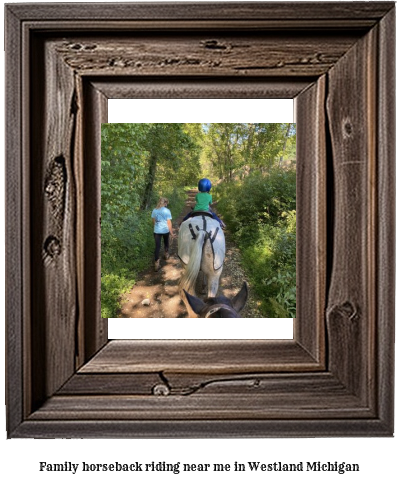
194, 192, 212, 212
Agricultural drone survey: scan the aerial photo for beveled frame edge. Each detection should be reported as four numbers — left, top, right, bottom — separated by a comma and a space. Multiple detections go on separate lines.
82, 77, 326, 374
5, 2, 395, 438
375, 5, 396, 435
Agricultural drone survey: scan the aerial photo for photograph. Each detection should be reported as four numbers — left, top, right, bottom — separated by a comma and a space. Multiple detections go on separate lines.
101, 122, 297, 321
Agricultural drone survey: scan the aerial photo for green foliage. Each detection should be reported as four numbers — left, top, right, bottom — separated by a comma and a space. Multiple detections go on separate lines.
102, 123, 149, 215
214, 169, 296, 231
101, 187, 186, 318
215, 170, 296, 317
101, 273, 136, 319
153, 123, 203, 198
204, 123, 296, 180
263, 212, 296, 317
100, 122, 296, 318
101, 211, 154, 318
101, 123, 200, 317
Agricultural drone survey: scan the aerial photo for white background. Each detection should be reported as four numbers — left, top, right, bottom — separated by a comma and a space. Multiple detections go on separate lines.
108, 98, 294, 339
1, 1, 398, 486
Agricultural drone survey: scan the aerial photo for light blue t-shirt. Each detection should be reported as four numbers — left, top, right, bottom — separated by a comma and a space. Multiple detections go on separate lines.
151, 207, 172, 234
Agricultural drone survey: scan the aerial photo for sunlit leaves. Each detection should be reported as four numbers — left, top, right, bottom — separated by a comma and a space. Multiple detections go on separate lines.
100, 123, 201, 317
204, 123, 296, 180
100, 122, 296, 317
214, 169, 296, 318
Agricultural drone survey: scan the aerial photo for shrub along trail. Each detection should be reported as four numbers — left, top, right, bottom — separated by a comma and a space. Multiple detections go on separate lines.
119, 190, 263, 318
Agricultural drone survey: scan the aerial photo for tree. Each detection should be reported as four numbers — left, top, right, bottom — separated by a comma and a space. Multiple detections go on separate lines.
203, 123, 296, 180
140, 123, 201, 209
204, 123, 243, 180
101, 123, 149, 218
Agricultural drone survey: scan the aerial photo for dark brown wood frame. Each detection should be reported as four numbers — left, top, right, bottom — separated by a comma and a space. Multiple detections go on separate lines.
5, 2, 395, 438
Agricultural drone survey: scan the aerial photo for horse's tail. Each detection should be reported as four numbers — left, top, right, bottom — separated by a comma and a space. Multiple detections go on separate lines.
179, 230, 206, 296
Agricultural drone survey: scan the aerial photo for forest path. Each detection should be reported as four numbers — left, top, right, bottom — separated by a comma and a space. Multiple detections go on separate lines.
120, 189, 263, 318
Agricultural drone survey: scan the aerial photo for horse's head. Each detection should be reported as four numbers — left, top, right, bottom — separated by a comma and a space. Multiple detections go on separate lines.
183, 282, 248, 318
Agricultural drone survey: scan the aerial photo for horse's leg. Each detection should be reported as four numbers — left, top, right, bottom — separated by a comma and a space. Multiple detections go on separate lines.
202, 239, 223, 298
179, 264, 200, 318
201, 272, 207, 294
207, 267, 222, 297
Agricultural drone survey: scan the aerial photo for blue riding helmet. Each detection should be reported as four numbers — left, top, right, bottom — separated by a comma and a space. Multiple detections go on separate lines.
198, 178, 212, 192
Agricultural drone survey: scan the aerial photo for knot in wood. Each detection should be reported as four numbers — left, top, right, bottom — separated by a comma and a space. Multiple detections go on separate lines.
339, 301, 358, 321
201, 40, 227, 50
152, 383, 170, 396
45, 156, 67, 228
43, 236, 61, 263
343, 119, 353, 137
328, 301, 358, 322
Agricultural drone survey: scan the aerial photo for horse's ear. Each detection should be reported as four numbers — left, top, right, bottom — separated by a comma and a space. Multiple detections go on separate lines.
231, 281, 248, 312
183, 290, 207, 316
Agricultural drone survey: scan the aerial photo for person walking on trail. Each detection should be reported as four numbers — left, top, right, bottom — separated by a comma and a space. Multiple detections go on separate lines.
182, 178, 225, 228
151, 197, 175, 272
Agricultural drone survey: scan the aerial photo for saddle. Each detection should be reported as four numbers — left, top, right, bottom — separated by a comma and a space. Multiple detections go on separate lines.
178, 215, 225, 270
190, 210, 214, 219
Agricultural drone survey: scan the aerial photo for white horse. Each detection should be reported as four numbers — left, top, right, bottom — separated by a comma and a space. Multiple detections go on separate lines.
178, 215, 225, 318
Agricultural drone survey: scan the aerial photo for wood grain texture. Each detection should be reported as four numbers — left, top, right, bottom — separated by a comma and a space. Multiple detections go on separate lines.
376, 7, 395, 432
54, 34, 360, 78
295, 76, 326, 363
7, 2, 394, 22
60, 371, 356, 397
79, 340, 321, 374
326, 27, 376, 404
5, 2, 395, 438
59, 372, 163, 395
34, 371, 375, 422
29, 393, 371, 421
92, 79, 311, 100
13, 418, 391, 439
20, 19, 384, 32
93, 74, 325, 370
81, 81, 108, 364
5, 5, 24, 436
30, 37, 78, 406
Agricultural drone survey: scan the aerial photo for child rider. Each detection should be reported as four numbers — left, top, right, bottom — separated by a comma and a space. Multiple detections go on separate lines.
183, 178, 225, 228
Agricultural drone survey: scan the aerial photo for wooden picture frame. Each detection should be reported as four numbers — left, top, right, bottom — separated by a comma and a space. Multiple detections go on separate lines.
5, 2, 395, 438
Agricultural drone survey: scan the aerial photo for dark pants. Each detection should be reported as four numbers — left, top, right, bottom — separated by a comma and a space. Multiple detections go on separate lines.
154, 232, 170, 261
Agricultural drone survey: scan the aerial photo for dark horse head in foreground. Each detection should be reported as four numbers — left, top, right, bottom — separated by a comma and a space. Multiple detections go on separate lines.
183, 282, 248, 318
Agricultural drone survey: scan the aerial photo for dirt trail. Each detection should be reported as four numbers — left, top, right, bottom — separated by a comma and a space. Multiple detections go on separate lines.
120, 190, 263, 318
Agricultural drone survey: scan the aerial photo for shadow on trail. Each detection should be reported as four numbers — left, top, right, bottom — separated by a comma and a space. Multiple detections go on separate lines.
120, 189, 263, 318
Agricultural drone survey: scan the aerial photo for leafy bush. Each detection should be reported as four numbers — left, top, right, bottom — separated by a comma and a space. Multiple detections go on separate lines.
101, 211, 153, 318
214, 168, 296, 229
101, 273, 136, 319
214, 170, 296, 317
